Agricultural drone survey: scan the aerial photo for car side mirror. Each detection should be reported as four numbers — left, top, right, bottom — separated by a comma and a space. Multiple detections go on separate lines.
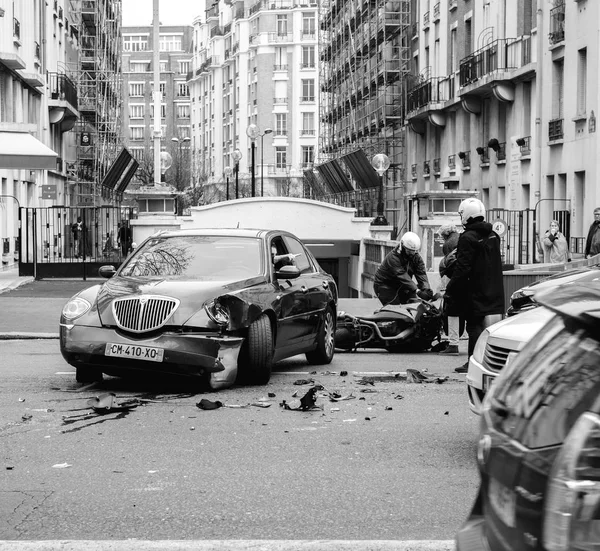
98, 265, 117, 279
276, 265, 301, 280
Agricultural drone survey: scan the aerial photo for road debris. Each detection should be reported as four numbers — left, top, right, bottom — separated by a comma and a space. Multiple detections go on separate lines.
406, 368, 449, 384
87, 393, 141, 414
52, 463, 72, 469
293, 378, 315, 385
196, 398, 224, 410
280, 385, 324, 411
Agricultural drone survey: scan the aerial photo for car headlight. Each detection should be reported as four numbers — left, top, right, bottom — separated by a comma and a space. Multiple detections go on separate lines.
62, 297, 91, 320
472, 328, 490, 365
510, 289, 534, 301
204, 299, 230, 326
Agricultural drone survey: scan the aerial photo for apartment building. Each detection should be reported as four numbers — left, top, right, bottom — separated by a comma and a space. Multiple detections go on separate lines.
188, 0, 320, 201
121, 24, 193, 198
405, 0, 599, 264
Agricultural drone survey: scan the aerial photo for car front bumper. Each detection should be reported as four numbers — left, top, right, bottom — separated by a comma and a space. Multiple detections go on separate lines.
466, 356, 498, 415
456, 516, 488, 551
60, 324, 244, 390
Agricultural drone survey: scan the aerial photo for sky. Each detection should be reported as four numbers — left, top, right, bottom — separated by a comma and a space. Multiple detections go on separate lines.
121, 0, 202, 27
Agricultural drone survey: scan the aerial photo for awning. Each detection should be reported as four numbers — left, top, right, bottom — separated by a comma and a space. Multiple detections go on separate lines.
0, 131, 58, 170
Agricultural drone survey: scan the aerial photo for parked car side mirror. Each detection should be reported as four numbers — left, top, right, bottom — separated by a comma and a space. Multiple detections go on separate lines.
98, 265, 117, 279
275, 265, 301, 280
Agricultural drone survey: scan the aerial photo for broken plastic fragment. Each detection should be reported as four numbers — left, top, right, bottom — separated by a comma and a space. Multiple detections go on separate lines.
328, 392, 355, 402
280, 386, 323, 411
251, 402, 271, 408
196, 399, 224, 410
356, 377, 375, 386
340, 371, 348, 377
293, 378, 315, 385
52, 463, 72, 469
87, 393, 140, 413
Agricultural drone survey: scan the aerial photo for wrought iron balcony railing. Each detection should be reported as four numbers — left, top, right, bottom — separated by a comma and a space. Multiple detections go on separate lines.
549, 118, 564, 141
48, 72, 78, 108
448, 154, 456, 169
549, 2, 565, 45
13, 17, 20, 39
423, 160, 430, 176
433, 158, 440, 174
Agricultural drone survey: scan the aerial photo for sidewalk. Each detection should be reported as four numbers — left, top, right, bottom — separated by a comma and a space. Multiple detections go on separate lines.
0, 265, 33, 295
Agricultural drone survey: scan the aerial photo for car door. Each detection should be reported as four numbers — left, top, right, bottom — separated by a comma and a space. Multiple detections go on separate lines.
269, 236, 311, 357
282, 235, 331, 346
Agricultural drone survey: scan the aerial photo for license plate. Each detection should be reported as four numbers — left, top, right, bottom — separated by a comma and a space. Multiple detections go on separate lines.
105, 343, 164, 362
488, 478, 516, 527
483, 374, 495, 391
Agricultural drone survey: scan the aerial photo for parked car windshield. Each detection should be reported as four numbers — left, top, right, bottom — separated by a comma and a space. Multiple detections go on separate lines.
119, 236, 263, 279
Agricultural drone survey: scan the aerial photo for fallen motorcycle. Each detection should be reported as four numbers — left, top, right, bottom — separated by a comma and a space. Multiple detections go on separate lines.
334, 298, 444, 353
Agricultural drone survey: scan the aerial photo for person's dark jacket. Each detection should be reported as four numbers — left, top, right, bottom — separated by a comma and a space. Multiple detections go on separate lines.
374, 247, 430, 294
585, 221, 600, 257
439, 230, 460, 279
445, 221, 504, 317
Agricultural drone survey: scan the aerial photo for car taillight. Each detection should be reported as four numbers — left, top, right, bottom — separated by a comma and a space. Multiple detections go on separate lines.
543, 412, 600, 551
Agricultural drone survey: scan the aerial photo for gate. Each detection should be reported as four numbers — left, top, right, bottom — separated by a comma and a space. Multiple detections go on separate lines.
19, 206, 135, 279
488, 208, 535, 267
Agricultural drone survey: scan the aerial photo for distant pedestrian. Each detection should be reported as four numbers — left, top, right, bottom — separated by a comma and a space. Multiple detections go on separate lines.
71, 216, 85, 258
437, 224, 463, 356
118, 222, 132, 257
585, 207, 600, 258
542, 220, 570, 264
445, 198, 505, 373
373, 231, 433, 306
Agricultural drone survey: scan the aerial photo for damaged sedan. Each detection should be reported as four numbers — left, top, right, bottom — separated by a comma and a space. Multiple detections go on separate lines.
60, 229, 338, 390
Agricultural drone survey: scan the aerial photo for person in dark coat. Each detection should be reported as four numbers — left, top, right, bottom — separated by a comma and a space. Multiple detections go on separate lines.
118, 222, 132, 257
585, 207, 600, 258
373, 231, 433, 306
445, 198, 505, 373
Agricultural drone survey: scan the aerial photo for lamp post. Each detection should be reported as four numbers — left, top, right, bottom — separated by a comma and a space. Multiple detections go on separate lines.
246, 124, 259, 197
224, 166, 232, 201
171, 137, 191, 189
232, 149, 242, 199
371, 153, 390, 226
259, 128, 273, 196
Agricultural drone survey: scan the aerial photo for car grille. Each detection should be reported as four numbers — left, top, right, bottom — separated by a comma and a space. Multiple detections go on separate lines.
483, 343, 511, 373
112, 296, 179, 333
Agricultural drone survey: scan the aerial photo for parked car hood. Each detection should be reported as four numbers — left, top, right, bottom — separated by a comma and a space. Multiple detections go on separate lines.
96, 275, 268, 326
526, 265, 600, 291
487, 307, 554, 349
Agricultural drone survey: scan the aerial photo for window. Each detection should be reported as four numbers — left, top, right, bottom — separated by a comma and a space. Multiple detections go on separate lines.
465, 18, 472, 56
159, 34, 182, 51
129, 104, 145, 119
302, 145, 314, 166
130, 148, 145, 161
178, 83, 190, 97
276, 146, 287, 169
277, 15, 287, 36
123, 35, 148, 51
553, 58, 564, 119
577, 48, 587, 116
177, 126, 191, 138
151, 81, 166, 96
149, 124, 167, 136
275, 113, 287, 135
301, 112, 315, 135
301, 79, 315, 102
302, 13, 315, 36
129, 82, 144, 96
129, 126, 144, 140
301, 46, 315, 68
130, 61, 149, 73
282, 236, 312, 274
160, 61, 168, 72
150, 103, 167, 118
450, 28, 457, 72
177, 104, 190, 118
179, 60, 190, 74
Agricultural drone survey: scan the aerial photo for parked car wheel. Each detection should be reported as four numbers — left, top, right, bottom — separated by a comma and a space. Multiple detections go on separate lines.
76, 367, 103, 384
306, 306, 335, 365
239, 314, 274, 385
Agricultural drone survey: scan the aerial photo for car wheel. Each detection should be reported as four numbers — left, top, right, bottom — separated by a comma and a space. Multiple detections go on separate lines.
76, 367, 103, 384
306, 306, 335, 365
239, 314, 274, 385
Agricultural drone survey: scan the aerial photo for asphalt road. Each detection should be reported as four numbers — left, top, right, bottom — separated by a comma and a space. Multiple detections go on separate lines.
1, 339, 478, 542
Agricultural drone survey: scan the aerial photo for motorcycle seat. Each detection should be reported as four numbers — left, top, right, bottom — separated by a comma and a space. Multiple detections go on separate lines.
359, 310, 415, 322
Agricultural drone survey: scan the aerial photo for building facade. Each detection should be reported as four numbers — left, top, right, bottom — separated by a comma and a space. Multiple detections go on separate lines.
121, 24, 193, 205
405, 0, 599, 264
188, 0, 320, 202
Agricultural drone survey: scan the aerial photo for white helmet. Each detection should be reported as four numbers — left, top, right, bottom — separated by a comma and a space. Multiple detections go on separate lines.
400, 231, 421, 252
458, 198, 486, 225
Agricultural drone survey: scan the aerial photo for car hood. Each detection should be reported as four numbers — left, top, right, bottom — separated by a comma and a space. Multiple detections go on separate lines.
487, 307, 555, 349
95, 275, 266, 326
527, 266, 600, 291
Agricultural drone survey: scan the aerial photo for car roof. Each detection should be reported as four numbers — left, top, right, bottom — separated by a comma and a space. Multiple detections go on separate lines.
150, 228, 286, 239
536, 282, 600, 334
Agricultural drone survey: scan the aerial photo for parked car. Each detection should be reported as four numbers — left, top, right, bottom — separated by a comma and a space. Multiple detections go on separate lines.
457, 282, 600, 551
507, 264, 600, 316
466, 306, 555, 414
60, 228, 338, 390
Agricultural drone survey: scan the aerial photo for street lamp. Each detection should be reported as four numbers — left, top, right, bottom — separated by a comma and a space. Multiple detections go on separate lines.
371, 153, 390, 226
246, 124, 259, 197
259, 128, 273, 196
170, 137, 191, 188
231, 149, 242, 199
224, 166, 232, 201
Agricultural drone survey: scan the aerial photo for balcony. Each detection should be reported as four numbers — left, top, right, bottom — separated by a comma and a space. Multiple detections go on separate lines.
433, 158, 440, 174
411, 164, 417, 179
423, 160, 430, 177
13, 18, 21, 45
268, 32, 293, 43
433, 3, 440, 21
458, 151, 470, 169
549, 118, 564, 141
518, 136, 531, 156
300, 129, 316, 136
447, 154, 455, 170
407, 76, 452, 113
273, 64, 288, 71
459, 37, 533, 92
549, 2, 565, 45
423, 11, 430, 27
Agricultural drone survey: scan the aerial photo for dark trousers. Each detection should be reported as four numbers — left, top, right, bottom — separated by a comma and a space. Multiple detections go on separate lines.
465, 315, 487, 357
374, 283, 417, 306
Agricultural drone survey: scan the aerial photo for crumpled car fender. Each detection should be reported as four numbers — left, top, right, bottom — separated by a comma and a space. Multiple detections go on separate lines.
184, 293, 267, 332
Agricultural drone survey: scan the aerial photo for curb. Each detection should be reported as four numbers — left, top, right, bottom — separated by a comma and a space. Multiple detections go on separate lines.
0, 541, 456, 551
0, 275, 34, 295
0, 332, 59, 340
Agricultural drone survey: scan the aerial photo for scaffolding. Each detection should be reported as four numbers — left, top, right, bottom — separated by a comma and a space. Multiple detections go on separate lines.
318, 0, 411, 228
69, 0, 123, 206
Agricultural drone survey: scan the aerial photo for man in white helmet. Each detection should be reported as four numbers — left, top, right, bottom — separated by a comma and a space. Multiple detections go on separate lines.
445, 198, 505, 373
373, 231, 433, 305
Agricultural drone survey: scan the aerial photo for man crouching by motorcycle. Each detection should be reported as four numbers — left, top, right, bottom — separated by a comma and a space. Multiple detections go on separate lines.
373, 231, 434, 306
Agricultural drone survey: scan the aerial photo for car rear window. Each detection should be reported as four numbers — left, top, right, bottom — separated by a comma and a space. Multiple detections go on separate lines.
119, 236, 262, 278
493, 317, 600, 448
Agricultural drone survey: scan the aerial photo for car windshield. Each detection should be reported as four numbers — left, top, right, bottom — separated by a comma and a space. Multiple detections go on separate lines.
119, 235, 263, 279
